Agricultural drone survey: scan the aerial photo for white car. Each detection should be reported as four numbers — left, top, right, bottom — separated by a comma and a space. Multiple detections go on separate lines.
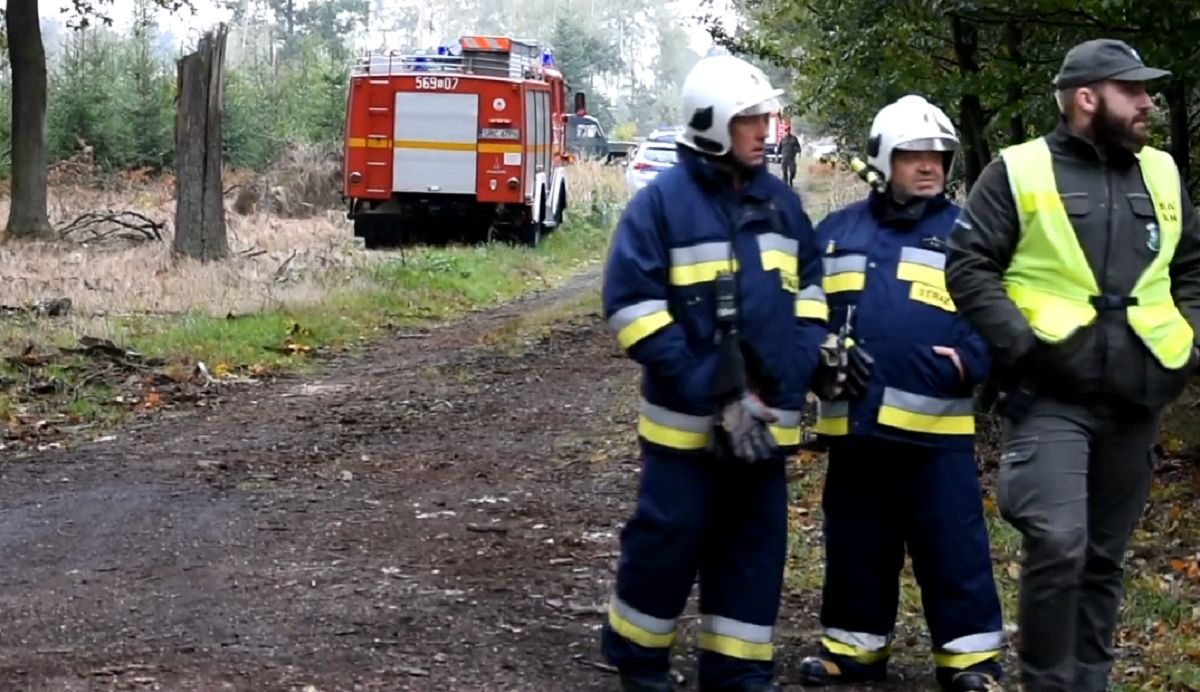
625, 142, 678, 194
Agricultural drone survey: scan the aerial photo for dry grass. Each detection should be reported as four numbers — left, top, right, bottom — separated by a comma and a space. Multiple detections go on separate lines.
0, 158, 626, 341
795, 155, 867, 222
565, 159, 627, 225
0, 179, 375, 343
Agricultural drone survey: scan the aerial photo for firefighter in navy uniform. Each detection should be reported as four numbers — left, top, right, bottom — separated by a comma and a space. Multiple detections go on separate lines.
599, 54, 834, 692
795, 95, 1005, 692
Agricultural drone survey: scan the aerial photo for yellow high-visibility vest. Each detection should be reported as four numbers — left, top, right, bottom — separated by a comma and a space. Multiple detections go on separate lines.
1000, 137, 1194, 370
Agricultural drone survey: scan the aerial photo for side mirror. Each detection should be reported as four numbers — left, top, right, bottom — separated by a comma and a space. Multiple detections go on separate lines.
574, 91, 587, 116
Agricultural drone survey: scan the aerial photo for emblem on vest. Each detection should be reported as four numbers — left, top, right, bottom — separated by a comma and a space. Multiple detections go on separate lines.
1147, 222, 1161, 253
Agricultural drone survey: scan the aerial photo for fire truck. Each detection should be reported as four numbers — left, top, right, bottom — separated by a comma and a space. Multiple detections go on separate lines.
342, 35, 572, 248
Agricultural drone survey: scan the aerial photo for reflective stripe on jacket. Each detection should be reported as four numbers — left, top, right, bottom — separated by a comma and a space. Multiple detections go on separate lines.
602, 147, 827, 453
814, 193, 990, 450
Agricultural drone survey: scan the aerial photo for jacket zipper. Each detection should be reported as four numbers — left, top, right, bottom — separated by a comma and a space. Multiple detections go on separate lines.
1098, 160, 1113, 400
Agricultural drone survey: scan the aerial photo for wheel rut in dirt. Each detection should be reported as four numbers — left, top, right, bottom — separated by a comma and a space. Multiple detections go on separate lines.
0, 266, 941, 691
0, 268, 650, 691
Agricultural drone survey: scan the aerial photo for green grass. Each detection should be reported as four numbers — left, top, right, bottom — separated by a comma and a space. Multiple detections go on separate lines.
0, 209, 618, 436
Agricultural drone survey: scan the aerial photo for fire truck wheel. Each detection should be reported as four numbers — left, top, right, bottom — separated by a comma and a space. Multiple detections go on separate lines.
551, 186, 566, 228
518, 191, 547, 247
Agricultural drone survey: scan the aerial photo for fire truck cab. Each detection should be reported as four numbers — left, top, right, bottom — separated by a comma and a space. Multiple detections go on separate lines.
342, 35, 571, 248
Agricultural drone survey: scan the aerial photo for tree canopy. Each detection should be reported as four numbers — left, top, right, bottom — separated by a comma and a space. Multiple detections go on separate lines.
711, 0, 1200, 192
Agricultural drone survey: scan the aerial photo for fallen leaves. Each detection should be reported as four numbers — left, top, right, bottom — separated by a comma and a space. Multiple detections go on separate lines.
1170, 558, 1200, 580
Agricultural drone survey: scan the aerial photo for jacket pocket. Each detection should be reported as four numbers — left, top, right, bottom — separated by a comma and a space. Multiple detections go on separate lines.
998, 435, 1039, 525
670, 284, 715, 345
909, 346, 970, 398
1127, 193, 1161, 264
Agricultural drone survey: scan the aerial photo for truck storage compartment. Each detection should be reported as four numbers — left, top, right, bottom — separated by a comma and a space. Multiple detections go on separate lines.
392, 92, 480, 195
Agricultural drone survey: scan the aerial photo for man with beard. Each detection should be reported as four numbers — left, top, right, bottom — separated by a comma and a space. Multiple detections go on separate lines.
946, 38, 1200, 691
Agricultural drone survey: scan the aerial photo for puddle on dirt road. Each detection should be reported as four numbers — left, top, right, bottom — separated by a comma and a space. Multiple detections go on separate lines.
285, 382, 352, 397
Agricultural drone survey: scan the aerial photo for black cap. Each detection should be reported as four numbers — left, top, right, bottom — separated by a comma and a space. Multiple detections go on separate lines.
1053, 39, 1170, 89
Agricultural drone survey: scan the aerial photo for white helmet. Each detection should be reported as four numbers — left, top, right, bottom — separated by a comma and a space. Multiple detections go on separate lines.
866, 94, 958, 183
677, 55, 784, 156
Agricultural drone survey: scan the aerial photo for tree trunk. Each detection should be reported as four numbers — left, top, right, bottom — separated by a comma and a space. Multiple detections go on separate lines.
1004, 22, 1025, 144
5, 0, 54, 240
950, 15, 991, 192
1166, 76, 1190, 186
173, 25, 229, 262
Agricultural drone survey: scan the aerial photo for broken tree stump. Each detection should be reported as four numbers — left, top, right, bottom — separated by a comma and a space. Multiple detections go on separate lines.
173, 25, 229, 262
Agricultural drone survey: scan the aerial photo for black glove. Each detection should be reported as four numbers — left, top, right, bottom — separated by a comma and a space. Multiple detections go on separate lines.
711, 392, 779, 463
813, 333, 874, 401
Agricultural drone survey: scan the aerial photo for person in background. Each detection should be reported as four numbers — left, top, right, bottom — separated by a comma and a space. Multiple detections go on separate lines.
779, 127, 801, 187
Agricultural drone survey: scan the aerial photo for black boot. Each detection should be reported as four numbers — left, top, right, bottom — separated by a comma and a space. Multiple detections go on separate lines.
619, 671, 674, 692
796, 652, 887, 686
936, 661, 1004, 692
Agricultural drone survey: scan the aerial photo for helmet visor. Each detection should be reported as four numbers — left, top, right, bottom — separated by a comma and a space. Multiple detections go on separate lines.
734, 92, 784, 118
894, 136, 957, 152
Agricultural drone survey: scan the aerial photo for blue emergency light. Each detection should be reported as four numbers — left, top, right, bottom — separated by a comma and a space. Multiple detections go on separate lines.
542, 49, 554, 67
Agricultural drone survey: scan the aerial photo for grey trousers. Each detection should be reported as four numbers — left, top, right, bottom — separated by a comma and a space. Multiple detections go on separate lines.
998, 397, 1159, 692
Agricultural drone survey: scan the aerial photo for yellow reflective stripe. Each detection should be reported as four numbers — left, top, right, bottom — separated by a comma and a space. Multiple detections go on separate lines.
933, 650, 1001, 670
899, 246, 946, 270
480, 142, 522, 154
823, 272, 865, 294
638, 416, 709, 450
670, 241, 737, 286
768, 408, 802, 447
609, 300, 673, 350
758, 234, 798, 278
669, 260, 737, 286
877, 407, 974, 435
760, 249, 795, 274
637, 400, 712, 450
878, 388, 975, 435
608, 599, 676, 649
897, 261, 945, 289
350, 138, 522, 154
816, 400, 848, 436
393, 139, 477, 151
796, 285, 828, 321
769, 425, 801, 446
698, 632, 772, 661
821, 636, 891, 664
814, 417, 848, 435
1129, 301, 1195, 368
617, 311, 671, 349
1004, 283, 1096, 342
347, 137, 391, 149
796, 299, 828, 320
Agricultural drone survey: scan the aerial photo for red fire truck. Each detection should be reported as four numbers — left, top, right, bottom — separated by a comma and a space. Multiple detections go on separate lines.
342, 35, 572, 248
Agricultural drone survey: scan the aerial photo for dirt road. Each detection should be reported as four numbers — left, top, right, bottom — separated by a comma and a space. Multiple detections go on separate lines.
0, 269, 934, 691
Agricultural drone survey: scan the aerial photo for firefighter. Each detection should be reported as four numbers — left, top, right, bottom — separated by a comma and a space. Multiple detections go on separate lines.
599, 54, 834, 692
795, 94, 1005, 692
779, 128, 801, 187
946, 38, 1200, 691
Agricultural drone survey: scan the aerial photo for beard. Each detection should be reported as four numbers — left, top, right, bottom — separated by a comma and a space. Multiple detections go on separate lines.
1090, 94, 1149, 152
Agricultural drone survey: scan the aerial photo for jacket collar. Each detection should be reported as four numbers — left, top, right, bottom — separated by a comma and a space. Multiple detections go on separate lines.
1049, 118, 1137, 168
868, 189, 950, 227
678, 146, 772, 202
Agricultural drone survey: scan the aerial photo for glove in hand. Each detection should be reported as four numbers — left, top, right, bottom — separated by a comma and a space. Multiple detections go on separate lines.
814, 333, 874, 401
716, 393, 779, 463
